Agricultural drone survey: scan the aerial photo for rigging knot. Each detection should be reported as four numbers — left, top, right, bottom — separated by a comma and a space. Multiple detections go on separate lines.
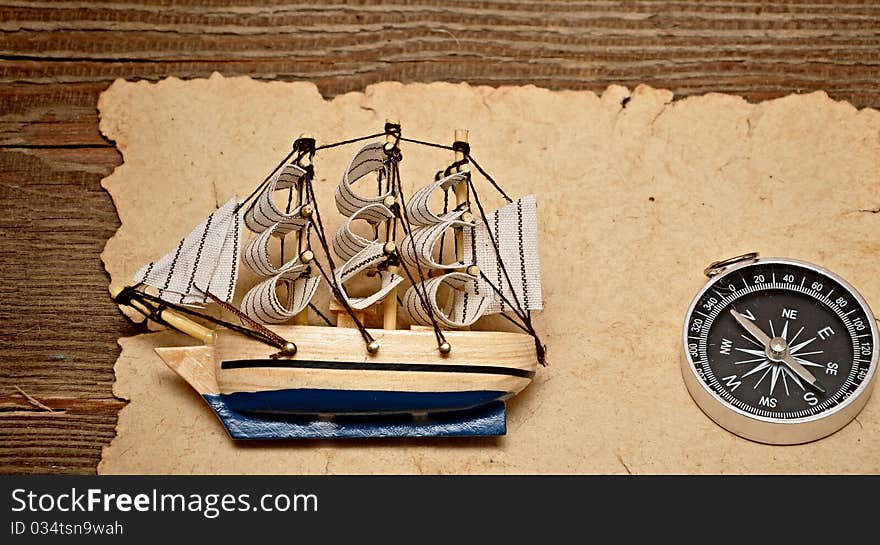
444, 159, 469, 177
535, 339, 548, 366
383, 122, 401, 137
113, 285, 139, 307
383, 146, 403, 163
379, 253, 400, 269
452, 140, 470, 156
292, 136, 316, 154
383, 122, 403, 161
115, 286, 161, 321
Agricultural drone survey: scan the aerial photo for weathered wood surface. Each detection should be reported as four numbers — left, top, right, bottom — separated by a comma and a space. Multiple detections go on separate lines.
1, 1, 878, 474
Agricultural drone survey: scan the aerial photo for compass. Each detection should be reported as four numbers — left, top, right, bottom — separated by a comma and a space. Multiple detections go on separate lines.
681, 253, 879, 444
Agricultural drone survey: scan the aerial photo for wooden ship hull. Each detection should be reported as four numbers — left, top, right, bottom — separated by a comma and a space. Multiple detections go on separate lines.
154, 325, 538, 439
118, 126, 546, 440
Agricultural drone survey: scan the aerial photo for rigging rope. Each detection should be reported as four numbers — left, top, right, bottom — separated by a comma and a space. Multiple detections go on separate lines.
383, 140, 449, 348
123, 127, 545, 363
115, 286, 295, 356
302, 175, 376, 347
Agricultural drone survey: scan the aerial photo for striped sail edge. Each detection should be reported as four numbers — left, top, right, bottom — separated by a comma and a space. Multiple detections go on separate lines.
241, 265, 321, 324
473, 194, 543, 314
331, 203, 395, 263
405, 171, 469, 226
243, 160, 310, 235
335, 142, 394, 220
403, 272, 491, 328
238, 154, 323, 324
241, 220, 314, 277
133, 197, 243, 305
399, 216, 476, 271
332, 242, 403, 311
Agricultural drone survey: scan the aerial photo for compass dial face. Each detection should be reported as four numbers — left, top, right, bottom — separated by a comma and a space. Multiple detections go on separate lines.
684, 260, 877, 426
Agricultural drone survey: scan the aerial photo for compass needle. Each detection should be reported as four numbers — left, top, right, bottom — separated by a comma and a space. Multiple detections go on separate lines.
783, 367, 805, 391
730, 309, 772, 346
780, 353, 822, 393
682, 255, 878, 444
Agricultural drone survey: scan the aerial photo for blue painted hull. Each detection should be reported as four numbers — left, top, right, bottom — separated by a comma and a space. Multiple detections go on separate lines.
221, 387, 507, 416
154, 330, 535, 439
203, 395, 507, 439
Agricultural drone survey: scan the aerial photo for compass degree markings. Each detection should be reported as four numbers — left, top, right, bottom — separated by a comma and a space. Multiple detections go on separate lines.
688, 275, 872, 419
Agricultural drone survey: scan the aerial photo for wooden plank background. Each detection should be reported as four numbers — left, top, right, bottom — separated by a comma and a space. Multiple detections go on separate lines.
1, 1, 878, 474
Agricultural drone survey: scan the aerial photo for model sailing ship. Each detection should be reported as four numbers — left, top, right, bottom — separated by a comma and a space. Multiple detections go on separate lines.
114, 123, 545, 439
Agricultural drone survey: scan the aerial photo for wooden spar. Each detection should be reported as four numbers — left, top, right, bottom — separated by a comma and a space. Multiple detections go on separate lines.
329, 299, 370, 329
110, 286, 215, 345
452, 129, 476, 334
293, 133, 312, 326
383, 119, 400, 330
453, 129, 469, 263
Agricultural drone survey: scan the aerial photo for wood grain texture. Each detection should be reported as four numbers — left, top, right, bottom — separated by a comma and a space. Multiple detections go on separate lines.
212, 325, 536, 396
156, 325, 536, 401
1, 0, 878, 474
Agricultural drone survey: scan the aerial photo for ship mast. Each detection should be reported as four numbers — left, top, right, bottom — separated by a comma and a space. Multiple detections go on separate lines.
453, 129, 469, 262
453, 129, 477, 275
293, 133, 314, 326
383, 119, 400, 330
453, 129, 480, 324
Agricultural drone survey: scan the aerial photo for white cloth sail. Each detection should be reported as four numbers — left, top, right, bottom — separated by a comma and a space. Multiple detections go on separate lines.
330, 143, 401, 310
335, 142, 394, 222
244, 162, 310, 235
402, 272, 490, 328
403, 194, 542, 327
241, 263, 321, 324
133, 197, 243, 305
472, 194, 542, 313
332, 203, 395, 262
333, 243, 404, 310
240, 155, 320, 323
399, 171, 492, 328
405, 171, 469, 226
399, 214, 475, 271
242, 224, 311, 277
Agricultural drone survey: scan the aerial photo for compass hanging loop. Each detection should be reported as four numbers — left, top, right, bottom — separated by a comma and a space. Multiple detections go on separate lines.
703, 252, 760, 278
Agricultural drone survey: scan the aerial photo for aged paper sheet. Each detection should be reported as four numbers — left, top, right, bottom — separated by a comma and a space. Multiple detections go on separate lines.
100, 74, 880, 473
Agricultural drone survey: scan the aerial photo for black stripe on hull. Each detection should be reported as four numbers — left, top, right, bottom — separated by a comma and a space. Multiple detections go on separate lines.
221, 359, 535, 379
